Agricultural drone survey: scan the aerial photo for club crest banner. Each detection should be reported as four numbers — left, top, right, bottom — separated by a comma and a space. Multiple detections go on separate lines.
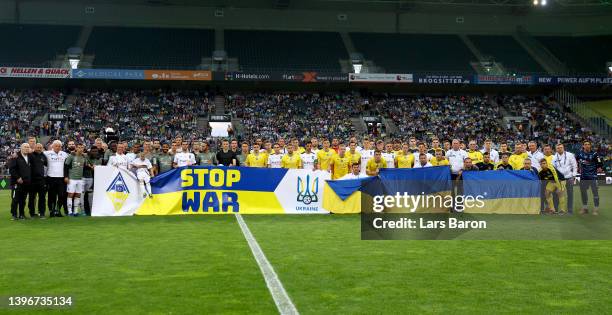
91, 167, 143, 216
92, 166, 330, 215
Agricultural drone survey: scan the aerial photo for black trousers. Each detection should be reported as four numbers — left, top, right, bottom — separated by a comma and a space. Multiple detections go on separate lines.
10, 187, 18, 217
580, 180, 600, 208
28, 181, 46, 216
47, 177, 66, 215
15, 184, 30, 217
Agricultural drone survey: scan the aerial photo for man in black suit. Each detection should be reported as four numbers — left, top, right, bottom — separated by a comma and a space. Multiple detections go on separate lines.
7, 151, 19, 220
9, 143, 33, 220
29, 143, 48, 218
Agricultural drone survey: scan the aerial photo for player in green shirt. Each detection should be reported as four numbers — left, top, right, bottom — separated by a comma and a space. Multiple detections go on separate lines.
195, 142, 217, 166
82, 146, 103, 216
156, 143, 174, 174
64, 144, 90, 216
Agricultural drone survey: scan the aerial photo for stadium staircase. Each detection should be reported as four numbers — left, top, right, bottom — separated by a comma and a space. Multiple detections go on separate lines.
351, 117, 368, 135
214, 95, 226, 115
553, 90, 611, 138
382, 117, 399, 136
513, 27, 567, 75
459, 35, 489, 75
197, 117, 209, 132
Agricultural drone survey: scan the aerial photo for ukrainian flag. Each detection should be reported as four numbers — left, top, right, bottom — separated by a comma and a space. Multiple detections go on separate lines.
462, 170, 541, 214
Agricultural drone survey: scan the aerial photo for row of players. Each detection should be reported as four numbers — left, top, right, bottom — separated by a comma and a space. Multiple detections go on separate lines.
98, 137, 584, 178
9, 135, 602, 219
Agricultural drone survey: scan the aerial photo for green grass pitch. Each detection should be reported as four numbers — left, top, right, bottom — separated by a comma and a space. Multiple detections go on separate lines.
0, 189, 610, 314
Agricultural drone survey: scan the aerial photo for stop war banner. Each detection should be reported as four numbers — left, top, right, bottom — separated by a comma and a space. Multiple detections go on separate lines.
92, 166, 330, 216
0, 67, 70, 78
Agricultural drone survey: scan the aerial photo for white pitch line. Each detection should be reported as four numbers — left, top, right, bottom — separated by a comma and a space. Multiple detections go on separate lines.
235, 214, 299, 315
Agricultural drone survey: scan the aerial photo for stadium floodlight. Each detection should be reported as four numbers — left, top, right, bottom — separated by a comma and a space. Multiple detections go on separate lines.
69, 58, 80, 69
353, 63, 362, 74
542, 0, 547, 5
533, 0, 538, 5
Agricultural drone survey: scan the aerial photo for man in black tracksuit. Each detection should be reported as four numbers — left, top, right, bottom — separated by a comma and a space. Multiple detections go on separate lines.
29, 143, 48, 217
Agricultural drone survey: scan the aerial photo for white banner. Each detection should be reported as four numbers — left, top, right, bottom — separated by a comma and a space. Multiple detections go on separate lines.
273, 169, 330, 214
349, 73, 413, 83
92, 166, 331, 216
92, 166, 143, 216
0, 67, 71, 78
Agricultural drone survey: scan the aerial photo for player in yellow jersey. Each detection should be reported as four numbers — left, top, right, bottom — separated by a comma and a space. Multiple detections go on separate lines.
291, 138, 305, 154
430, 149, 450, 166
395, 143, 414, 168
366, 150, 388, 176
467, 140, 484, 164
281, 145, 302, 169
509, 142, 528, 170
245, 143, 268, 167
347, 141, 361, 166
316, 139, 336, 172
330, 145, 352, 179
542, 144, 554, 166
392, 139, 403, 157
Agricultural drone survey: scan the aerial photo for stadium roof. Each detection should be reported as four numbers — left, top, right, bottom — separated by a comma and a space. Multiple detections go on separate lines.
71, 0, 612, 15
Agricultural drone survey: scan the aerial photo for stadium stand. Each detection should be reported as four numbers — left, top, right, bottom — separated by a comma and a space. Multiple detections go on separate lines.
66, 89, 214, 143
373, 95, 507, 143
468, 35, 545, 74
0, 24, 80, 67
536, 35, 612, 75
225, 30, 347, 72
350, 33, 476, 73
86, 27, 214, 69
226, 93, 361, 141
0, 89, 66, 173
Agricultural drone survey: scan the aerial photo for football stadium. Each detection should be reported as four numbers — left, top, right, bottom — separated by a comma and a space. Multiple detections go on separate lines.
1, 0, 611, 313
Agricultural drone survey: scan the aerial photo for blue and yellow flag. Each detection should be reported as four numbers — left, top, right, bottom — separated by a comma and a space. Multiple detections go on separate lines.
462, 170, 541, 214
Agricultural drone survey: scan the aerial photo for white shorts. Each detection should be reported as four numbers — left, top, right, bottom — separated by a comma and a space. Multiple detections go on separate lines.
83, 177, 94, 192
67, 179, 84, 194
137, 173, 151, 183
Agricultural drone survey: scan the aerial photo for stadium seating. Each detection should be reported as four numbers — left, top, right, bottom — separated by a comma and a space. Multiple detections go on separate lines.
536, 35, 612, 75
350, 33, 476, 73
85, 27, 214, 69
226, 93, 360, 141
225, 30, 347, 72
468, 35, 544, 74
0, 24, 80, 67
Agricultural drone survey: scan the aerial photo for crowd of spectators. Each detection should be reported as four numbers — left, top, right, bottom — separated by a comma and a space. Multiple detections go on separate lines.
373, 95, 508, 143
0, 89, 65, 174
227, 93, 363, 142
63, 89, 214, 147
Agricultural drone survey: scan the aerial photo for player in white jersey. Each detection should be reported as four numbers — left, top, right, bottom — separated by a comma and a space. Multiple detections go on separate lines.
359, 140, 374, 174
310, 138, 320, 155
108, 142, 130, 169
44, 140, 70, 217
382, 143, 396, 169
300, 142, 318, 171
130, 152, 154, 198
267, 143, 283, 168
173, 142, 196, 167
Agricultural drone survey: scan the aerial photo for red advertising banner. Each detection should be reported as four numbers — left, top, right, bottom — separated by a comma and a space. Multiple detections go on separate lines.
0, 67, 70, 78
144, 70, 212, 81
